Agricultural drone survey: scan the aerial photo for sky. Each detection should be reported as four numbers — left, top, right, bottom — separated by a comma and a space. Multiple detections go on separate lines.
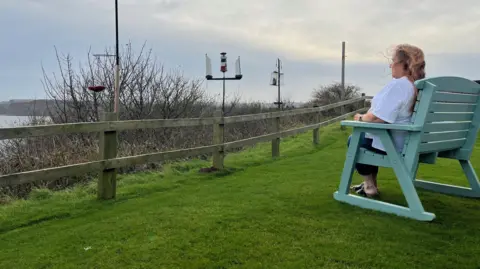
1, 0, 479, 104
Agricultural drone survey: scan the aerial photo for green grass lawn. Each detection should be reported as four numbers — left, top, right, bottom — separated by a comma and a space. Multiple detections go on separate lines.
1, 124, 480, 269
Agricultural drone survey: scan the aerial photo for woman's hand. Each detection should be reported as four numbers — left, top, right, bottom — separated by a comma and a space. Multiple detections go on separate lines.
354, 113, 363, 121
355, 111, 386, 123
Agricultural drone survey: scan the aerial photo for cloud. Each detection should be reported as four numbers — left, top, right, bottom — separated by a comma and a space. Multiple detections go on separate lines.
12, 0, 480, 63
0, 0, 479, 102
140, 0, 480, 62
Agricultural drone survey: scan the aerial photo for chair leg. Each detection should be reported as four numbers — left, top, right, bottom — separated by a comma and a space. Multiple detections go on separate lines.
333, 193, 436, 221
381, 131, 436, 220
336, 131, 362, 195
335, 130, 436, 222
462, 160, 480, 193
414, 160, 480, 198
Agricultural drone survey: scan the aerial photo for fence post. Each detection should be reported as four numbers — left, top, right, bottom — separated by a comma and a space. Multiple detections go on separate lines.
98, 112, 118, 200
313, 105, 320, 145
213, 110, 225, 169
271, 116, 280, 158
361, 93, 367, 109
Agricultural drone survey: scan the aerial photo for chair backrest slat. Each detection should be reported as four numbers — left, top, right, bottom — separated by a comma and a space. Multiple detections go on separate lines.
428, 77, 480, 94
421, 130, 469, 142
425, 112, 474, 122
432, 92, 479, 103
412, 77, 480, 155
418, 138, 466, 153
429, 103, 476, 113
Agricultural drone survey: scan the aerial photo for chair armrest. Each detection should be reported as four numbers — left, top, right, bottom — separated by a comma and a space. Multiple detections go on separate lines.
340, 120, 422, 131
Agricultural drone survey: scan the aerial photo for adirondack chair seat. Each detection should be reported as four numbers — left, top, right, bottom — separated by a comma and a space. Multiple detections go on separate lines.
357, 145, 441, 169
356, 149, 389, 167
334, 76, 480, 222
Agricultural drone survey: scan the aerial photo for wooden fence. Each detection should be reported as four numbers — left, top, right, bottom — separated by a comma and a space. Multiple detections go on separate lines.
0, 96, 372, 199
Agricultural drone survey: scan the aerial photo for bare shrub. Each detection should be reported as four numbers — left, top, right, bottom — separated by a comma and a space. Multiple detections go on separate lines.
309, 83, 365, 116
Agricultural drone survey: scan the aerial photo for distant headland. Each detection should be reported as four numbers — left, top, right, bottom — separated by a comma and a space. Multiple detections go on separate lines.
0, 99, 53, 116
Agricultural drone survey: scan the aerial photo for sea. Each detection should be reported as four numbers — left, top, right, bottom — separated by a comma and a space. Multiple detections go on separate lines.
0, 115, 31, 128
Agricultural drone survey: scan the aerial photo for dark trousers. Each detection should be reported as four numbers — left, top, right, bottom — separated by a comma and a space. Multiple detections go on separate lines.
347, 133, 386, 176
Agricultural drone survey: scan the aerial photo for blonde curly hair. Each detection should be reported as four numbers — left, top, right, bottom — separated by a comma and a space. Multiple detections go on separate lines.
393, 44, 426, 112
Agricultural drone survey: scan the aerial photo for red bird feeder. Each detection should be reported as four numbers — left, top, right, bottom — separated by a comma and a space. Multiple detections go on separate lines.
220, 52, 227, 73
87, 85, 106, 92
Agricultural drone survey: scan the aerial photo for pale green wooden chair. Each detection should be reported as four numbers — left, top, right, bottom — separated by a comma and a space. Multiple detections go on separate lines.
334, 76, 480, 221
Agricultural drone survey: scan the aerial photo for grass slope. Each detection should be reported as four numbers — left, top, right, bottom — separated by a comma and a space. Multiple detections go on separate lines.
1, 124, 480, 269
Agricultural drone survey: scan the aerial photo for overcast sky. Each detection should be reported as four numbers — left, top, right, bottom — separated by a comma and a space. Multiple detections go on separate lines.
1, 0, 479, 103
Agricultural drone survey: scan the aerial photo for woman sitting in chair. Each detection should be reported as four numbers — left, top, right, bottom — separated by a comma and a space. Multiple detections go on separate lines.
348, 44, 426, 197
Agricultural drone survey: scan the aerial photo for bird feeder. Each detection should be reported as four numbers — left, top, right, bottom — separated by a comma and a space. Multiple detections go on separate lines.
269, 71, 284, 86
220, 52, 227, 73
270, 71, 278, 86
87, 85, 106, 92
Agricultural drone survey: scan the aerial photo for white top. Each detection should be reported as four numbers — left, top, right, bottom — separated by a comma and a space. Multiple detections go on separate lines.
365, 76, 416, 152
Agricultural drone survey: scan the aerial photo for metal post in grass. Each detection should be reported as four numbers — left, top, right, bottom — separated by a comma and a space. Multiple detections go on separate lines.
212, 110, 225, 170
98, 112, 118, 199
340, 41, 346, 130
205, 52, 242, 170
270, 58, 284, 157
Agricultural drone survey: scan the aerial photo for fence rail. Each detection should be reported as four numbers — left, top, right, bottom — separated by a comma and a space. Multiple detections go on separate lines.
0, 97, 369, 140
0, 96, 372, 198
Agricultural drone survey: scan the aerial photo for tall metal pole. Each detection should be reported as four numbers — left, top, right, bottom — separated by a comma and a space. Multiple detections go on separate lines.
340, 41, 346, 129
221, 72, 226, 149
277, 58, 281, 110
271, 58, 281, 157
114, 0, 120, 115
222, 72, 226, 116
341, 41, 345, 101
